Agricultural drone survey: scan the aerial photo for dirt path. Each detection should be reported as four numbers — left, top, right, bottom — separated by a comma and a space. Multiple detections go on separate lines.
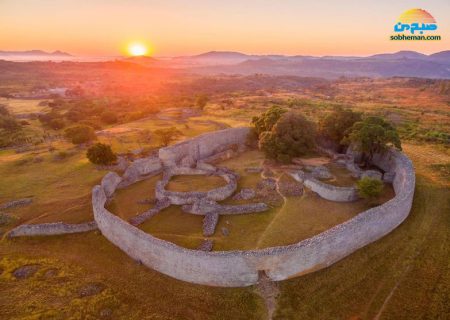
255, 272, 280, 320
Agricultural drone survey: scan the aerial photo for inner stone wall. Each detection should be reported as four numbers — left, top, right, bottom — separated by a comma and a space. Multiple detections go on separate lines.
92, 128, 415, 287
159, 127, 250, 167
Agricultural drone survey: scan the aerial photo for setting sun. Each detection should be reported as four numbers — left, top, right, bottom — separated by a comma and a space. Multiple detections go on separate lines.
128, 43, 148, 56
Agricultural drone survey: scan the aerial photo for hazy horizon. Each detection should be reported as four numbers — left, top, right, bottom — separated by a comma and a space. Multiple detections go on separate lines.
1, 0, 449, 57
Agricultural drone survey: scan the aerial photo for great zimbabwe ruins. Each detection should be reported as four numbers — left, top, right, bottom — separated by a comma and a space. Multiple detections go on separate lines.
88, 127, 415, 287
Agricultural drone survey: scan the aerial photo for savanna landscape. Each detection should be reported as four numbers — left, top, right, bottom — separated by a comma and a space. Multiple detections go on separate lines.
1, 1, 449, 319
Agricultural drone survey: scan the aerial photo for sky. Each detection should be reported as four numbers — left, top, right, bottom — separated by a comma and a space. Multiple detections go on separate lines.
0, 0, 449, 57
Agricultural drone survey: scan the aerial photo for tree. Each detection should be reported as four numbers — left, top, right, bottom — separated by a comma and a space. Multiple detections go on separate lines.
251, 105, 287, 136
101, 111, 118, 124
86, 143, 117, 165
64, 125, 96, 145
318, 107, 362, 146
195, 94, 209, 110
0, 116, 21, 132
357, 177, 384, 204
259, 112, 316, 163
154, 127, 182, 146
342, 116, 401, 162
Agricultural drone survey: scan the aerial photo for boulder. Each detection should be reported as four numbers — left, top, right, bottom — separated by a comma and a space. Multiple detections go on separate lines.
101, 172, 122, 197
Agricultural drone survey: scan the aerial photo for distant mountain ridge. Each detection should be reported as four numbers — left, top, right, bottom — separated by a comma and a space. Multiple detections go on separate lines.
181, 50, 450, 79
0, 50, 72, 56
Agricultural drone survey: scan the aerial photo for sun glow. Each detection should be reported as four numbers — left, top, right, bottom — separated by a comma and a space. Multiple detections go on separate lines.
128, 43, 148, 56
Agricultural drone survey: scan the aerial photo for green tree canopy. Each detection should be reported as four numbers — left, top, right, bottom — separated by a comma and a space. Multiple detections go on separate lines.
86, 143, 117, 165
195, 94, 209, 110
342, 116, 401, 161
64, 125, 96, 145
259, 112, 316, 163
251, 105, 287, 136
318, 107, 362, 145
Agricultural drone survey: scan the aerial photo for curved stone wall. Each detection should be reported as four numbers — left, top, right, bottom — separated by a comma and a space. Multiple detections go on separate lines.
92, 129, 415, 287
155, 166, 238, 205
159, 127, 250, 167
303, 178, 358, 202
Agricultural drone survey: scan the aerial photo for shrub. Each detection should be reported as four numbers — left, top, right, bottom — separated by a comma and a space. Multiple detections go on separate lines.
100, 111, 118, 124
154, 127, 182, 146
259, 112, 316, 163
49, 118, 65, 130
86, 143, 117, 165
64, 125, 96, 145
357, 177, 384, 204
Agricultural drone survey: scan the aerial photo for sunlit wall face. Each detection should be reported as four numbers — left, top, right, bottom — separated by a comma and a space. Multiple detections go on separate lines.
0, 0, 448, 56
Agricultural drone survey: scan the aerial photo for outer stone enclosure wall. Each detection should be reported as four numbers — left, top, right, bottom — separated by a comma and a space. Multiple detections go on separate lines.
93, 128, 415, 287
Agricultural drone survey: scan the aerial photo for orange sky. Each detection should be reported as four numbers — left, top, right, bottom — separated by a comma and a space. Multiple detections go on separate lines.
0, 0, 448, 56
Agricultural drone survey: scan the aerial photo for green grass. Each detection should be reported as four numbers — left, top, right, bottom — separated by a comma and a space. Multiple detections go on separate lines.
166, 174, 227, 192
273, 175, 450, 319
113, 150, 394, 251
0, 98, 49, 115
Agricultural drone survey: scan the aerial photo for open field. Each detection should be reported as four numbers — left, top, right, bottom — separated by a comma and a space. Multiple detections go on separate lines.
0, 76, 449, 319
0, 143, 448, 319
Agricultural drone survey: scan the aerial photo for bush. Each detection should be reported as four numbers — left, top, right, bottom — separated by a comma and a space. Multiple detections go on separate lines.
86, 143, 117, 165
357, 177, 384, 204
259, 112, 316, 163
101, 111, 118, 124
49, 118, 65, 130
64, 125, 96, 145
154, 127, 182, 146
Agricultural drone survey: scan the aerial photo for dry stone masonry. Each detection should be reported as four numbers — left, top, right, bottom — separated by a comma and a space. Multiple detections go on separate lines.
91, 127, 415, 287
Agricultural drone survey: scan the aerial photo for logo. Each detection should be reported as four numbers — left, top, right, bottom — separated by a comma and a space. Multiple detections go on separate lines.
390, 9, 441, 41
